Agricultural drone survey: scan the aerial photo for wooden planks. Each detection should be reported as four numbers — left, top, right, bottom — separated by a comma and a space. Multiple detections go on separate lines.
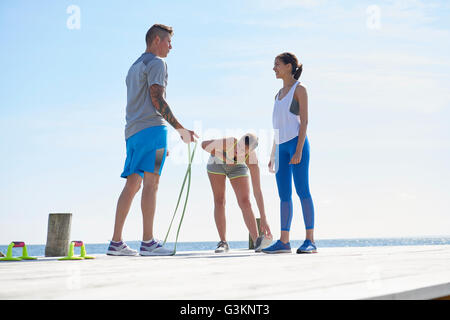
0, 245, 449, 300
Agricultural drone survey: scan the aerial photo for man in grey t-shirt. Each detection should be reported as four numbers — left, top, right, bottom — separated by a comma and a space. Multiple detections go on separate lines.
124, 51, 168, 140
108, 24, 199, 256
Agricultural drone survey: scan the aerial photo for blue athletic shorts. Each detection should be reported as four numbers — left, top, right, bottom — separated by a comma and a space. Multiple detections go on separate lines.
120, 125, 168, 179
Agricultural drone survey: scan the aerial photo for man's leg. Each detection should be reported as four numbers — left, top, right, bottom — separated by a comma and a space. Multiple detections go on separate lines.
141, 171, 160, 241
112, 173, 142, 241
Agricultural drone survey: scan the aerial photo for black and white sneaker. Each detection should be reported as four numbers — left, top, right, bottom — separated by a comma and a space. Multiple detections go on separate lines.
215, 241, 230, 253
254, 235, 273, 252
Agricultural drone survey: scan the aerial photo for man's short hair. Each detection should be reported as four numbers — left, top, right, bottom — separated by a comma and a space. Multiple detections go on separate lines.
145, 24, 173, 46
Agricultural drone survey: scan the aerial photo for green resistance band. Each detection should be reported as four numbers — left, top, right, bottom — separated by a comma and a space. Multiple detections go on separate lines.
163, 140, 198, 255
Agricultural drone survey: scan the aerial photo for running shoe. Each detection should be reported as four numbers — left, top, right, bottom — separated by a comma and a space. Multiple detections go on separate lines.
261, 240, 292, 254
140, 239, 173, 256
215, 241, 230, 253
106, 240, 138, 256
254, 234, 273, 252
296, 239, 317, 254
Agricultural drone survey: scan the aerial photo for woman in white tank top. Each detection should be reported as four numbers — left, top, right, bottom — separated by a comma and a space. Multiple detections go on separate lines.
263, 52, 317, 254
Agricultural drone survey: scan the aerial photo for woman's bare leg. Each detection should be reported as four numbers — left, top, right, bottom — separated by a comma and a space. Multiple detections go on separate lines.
229, 176, 259, 242
207, 173, 227, 241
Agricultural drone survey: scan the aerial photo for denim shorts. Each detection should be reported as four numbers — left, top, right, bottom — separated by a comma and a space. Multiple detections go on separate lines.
121, 125, 167, 179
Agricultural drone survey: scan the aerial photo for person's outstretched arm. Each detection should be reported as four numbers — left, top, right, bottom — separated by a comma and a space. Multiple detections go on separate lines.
246, 152, 272, 237
201, 137, 236, 159
150, 84, 198, 143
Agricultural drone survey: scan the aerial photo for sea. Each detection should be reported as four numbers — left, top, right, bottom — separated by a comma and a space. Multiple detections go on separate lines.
1, 236, 450, 257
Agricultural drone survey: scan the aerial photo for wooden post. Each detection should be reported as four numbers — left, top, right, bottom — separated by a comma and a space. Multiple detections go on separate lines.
45, 213, 72, 257
249, 218, 261, 249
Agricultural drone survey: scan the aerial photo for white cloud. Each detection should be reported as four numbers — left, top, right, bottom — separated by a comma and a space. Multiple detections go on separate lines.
312, 68, 449, 113
382, 0, 443, 22
237, 19, 312, 29
256, 0, 327, 10
356, 52, 450, 69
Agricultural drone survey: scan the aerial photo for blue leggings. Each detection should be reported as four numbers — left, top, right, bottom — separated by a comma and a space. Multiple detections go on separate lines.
275, 136, 314, 231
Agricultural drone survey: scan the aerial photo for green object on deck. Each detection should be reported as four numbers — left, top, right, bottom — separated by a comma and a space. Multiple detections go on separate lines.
0, 241, 37, 261
163, 141, 198, 255
59, 241, 95, 261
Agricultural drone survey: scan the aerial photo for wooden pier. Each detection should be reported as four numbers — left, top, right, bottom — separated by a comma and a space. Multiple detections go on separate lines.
0, 245, 449, 300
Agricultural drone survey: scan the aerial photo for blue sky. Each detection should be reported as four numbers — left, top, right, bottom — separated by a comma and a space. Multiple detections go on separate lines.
1, 0, 449, 244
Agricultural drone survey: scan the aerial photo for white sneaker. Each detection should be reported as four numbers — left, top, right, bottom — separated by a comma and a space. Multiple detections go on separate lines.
140, 239, 173, 256
215, 241, 230, 253
254, 235, 273, 252
106, 241, 138, 256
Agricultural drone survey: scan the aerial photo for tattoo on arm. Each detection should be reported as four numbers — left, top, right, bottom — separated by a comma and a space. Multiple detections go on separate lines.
150, 84, 181, 129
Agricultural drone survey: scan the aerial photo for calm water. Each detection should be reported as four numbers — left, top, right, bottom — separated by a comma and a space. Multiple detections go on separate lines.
1, 237, 450, 257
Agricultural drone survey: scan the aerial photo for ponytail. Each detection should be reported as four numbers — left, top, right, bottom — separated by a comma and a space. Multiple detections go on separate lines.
293, 64, 303, 80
